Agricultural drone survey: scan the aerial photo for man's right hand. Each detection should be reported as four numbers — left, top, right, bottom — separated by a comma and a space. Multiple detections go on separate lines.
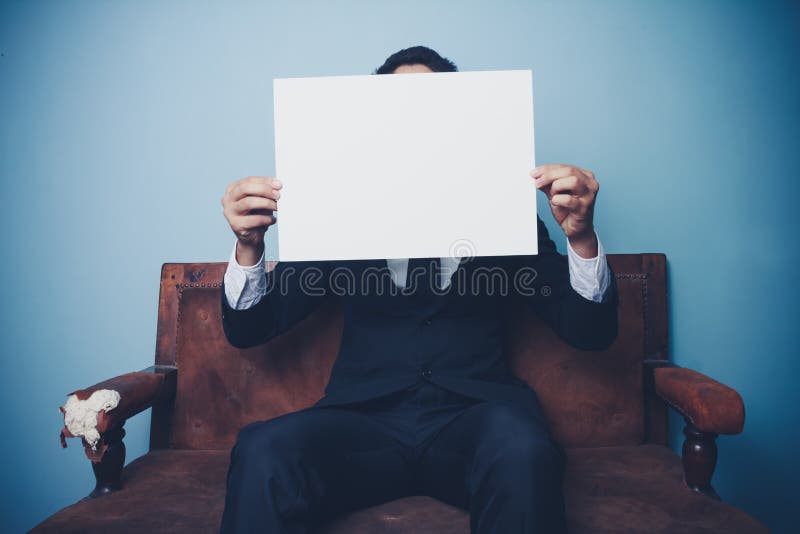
221, 176, 282, 266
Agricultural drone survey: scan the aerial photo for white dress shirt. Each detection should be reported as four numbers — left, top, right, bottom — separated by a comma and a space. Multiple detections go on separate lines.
224, 233, 611, 310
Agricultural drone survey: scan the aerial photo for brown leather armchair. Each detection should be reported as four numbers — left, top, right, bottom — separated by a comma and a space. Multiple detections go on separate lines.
32, 254, 767, 533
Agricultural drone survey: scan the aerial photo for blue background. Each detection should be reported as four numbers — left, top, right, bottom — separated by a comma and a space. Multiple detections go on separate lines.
1, 0, 798, 532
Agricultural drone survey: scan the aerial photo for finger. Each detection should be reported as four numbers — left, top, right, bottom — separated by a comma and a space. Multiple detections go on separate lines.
233, 196, 278, 215
530, 164, 569, 178
240, 175, 278, 186
550, 194, 581, 210
576, 167, 600, 194
550, 176, 589, 197
533, 166, 578, 190
249, 176, 282, 189
230, 181, 282, 203
227, 176, 264, 194
234, 213, 276, 231
226, 176, 282, 196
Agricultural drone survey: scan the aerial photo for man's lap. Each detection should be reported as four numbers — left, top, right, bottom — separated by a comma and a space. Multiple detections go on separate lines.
231, 382, 563, 512
415, 399, 566, 509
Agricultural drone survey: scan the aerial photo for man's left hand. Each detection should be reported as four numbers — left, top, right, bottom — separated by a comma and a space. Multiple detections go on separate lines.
532, 164, 600, 258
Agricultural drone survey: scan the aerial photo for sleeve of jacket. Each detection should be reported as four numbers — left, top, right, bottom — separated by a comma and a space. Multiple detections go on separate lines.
509, 217, 618, 351
220, 260, 331, 349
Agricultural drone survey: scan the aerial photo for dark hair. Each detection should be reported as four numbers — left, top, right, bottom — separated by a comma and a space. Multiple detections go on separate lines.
374, 46, 458, 74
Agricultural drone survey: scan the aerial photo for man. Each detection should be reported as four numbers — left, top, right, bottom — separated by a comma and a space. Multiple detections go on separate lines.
218, 46, 616, 534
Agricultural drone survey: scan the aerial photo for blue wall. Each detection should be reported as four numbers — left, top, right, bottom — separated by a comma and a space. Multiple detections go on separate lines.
2, 1, 797, 532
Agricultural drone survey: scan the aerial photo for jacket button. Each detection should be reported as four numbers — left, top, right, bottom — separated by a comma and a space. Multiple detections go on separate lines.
422, 318, 433, 326
421, 369, 432, 379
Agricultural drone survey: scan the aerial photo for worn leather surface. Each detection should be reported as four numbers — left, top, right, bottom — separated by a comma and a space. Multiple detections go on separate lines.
506, 272, 647, 447
654, 367, 745, 435
171, 294, 343, 449
31, 445, 767, 533
170, 258, 660, 450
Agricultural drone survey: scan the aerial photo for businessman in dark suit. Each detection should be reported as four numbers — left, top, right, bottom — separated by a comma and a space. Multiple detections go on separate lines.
218, 46, 617, 534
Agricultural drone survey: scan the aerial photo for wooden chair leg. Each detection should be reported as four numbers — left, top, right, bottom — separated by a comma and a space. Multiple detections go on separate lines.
89, 426, 126, 498
681, 420, 721, 500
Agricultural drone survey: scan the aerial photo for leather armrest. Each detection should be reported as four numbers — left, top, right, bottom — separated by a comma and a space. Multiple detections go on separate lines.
59, 365, 177, 455
647, 362, 744, 435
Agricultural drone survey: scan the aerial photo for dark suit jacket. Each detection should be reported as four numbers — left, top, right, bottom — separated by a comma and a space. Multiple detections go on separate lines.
220, 218, 617, 417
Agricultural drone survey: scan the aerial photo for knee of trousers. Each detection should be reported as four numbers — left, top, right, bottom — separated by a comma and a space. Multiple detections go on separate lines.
475, 431, 566, 490
230, 420, 300, 479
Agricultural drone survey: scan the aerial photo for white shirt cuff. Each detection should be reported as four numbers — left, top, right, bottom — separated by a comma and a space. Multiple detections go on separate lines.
566, 231, 611, 303
223, 240, 268, 310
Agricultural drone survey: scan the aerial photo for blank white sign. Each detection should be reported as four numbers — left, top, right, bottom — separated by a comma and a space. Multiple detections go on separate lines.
273, 69, 537, 261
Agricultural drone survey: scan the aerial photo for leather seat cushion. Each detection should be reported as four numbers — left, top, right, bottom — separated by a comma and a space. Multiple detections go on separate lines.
31, 445, 765, 533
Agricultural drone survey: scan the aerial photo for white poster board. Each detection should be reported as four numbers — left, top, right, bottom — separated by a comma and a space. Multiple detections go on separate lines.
273, 69, 537, 261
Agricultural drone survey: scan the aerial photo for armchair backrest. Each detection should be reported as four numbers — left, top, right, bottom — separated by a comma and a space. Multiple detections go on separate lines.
151, 254, 668, 451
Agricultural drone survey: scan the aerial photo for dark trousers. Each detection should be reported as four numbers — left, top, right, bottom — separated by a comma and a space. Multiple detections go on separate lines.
220, 381, 567, 533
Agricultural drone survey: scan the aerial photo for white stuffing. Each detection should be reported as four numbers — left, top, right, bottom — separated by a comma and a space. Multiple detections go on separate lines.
63, 389, 121, 451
